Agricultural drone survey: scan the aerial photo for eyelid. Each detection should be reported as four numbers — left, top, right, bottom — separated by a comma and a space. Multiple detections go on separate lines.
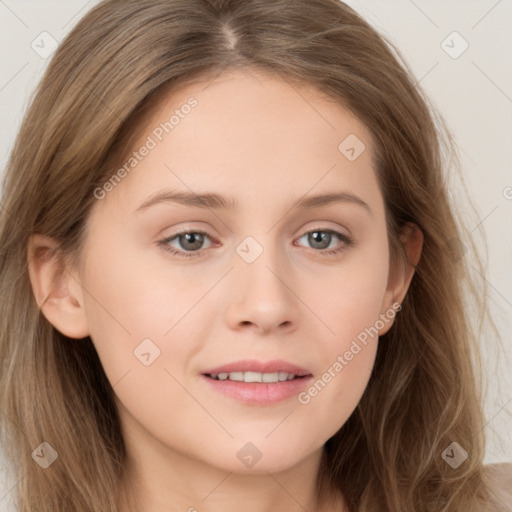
299, 224, 352, 240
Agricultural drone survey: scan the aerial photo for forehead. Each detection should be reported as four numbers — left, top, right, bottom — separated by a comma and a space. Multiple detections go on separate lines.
93, 67, 381, 218
155, 67, 371, 145
138, 67, 374, 159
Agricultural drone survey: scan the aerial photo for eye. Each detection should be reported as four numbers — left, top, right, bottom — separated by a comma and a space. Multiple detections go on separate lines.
158, 229, 213, 259
158, 227, 353, 260
295, 229, 353, 256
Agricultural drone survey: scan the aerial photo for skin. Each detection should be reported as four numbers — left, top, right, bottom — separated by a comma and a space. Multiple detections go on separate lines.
28, 68, 422, 512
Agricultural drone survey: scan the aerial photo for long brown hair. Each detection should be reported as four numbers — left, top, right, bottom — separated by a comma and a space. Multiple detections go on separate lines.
0, 0, 506, 510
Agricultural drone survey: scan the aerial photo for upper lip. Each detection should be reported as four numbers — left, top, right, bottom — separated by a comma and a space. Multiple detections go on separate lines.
202, 359, 312, 376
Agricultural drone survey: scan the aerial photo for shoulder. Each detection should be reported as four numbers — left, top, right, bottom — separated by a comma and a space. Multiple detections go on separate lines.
484, 462, 512, 510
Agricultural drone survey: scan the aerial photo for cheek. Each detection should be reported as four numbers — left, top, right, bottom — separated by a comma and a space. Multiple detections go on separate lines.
79, 248, 205, 442
296, 240, 389, 428
312, 242, 390, 349
81, 231, 206, 332
296, 295, 383, 441
79, 237, 199, 384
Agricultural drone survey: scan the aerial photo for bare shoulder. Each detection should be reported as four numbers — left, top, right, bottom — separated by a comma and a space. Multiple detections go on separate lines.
484, 463, 512, 510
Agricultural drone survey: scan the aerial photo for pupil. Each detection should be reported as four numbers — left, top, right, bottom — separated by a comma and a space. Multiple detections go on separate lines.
310, 231, 330, 249
182, 233, 203, 250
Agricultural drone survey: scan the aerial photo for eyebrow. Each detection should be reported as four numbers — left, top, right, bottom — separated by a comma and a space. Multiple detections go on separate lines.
132, 189, 373, 217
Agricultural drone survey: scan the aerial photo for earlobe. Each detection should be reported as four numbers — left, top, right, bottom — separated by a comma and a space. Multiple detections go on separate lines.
379, 222, 423, 335
27, 234, 90, 339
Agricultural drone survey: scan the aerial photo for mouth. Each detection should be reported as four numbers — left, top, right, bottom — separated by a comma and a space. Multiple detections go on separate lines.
200, 359, 313, 404
204, 371, 309, 383
200, 372, 313, 405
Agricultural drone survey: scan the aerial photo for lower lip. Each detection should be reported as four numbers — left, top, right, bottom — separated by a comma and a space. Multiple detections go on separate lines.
200, 374, 313, 405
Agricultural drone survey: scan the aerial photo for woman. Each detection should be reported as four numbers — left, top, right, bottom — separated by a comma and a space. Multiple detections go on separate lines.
1, 0, 510, 510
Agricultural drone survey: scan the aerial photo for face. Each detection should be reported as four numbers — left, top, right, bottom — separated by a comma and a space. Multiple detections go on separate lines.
63, 68, 404, 476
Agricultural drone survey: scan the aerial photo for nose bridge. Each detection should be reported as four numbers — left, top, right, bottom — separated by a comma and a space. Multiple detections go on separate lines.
224, 232, 298, 332
235, 233, 289, 298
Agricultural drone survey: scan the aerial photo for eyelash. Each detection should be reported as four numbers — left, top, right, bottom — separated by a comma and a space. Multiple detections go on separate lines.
158, 227, 353, 260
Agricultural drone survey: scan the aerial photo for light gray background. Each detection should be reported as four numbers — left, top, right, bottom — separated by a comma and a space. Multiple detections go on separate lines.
0, 1, 511, 509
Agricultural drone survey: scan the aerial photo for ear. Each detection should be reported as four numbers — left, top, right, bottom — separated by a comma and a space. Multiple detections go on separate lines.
378, 222, 423, 335
27, 234, 90, 339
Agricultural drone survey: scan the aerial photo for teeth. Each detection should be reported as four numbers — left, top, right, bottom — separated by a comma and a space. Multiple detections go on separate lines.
209, 371, 299, 383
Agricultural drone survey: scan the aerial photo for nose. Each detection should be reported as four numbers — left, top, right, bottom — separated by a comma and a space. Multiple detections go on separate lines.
224, 242, 299, 335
